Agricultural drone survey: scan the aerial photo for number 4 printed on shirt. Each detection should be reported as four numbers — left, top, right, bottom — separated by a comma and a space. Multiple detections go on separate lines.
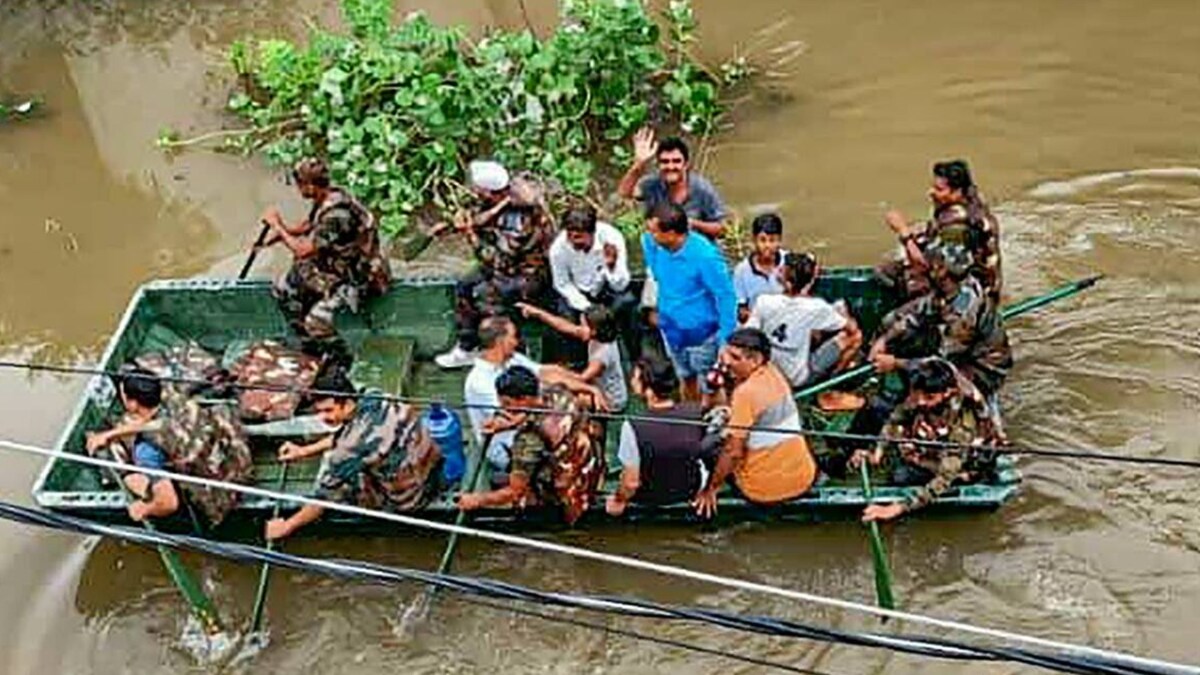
771, 323, 788, 343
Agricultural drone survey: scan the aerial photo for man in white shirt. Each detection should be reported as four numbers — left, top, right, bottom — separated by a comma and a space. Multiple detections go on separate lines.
548, 204, 642, 360
746, 252, 863, 406
463, 315, 607, 470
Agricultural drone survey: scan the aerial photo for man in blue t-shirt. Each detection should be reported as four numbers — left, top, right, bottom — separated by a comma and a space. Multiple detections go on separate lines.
85, 368, 180, 523
641, 202, 737, 404
618, 127, 727, 240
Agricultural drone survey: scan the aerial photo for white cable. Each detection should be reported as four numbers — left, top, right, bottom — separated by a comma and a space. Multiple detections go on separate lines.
4, 439, 1195, 674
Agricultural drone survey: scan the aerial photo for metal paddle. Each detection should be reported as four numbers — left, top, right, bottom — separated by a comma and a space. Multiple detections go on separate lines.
95, 441, 224, 634
795, 274, 1104, 401
859, 462, 896, 613
398, 434, 491, 633
247, 461, 290, 642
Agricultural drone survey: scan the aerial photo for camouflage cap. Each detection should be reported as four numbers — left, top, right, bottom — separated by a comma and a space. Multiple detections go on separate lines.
927, 242, 973, 279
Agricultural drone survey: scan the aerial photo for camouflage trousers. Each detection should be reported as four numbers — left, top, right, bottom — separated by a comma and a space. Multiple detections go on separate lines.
273, 265, 358, 364
454, 269, 549, 351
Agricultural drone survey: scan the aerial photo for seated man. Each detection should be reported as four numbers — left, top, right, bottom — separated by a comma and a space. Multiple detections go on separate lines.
693, 329, 818, 516
642, 202, 737, 404
265, 368, 442, 540
86, 368, 179, 523
463, 316, 608, 471
86, 366, 254, 526
878, 159, 1002, 302
457, 366, 605, 525
607, 353, 712, 515
857, 358, 1003, 522
260, 157, 390, 363
548, 203, 640, 361
869, 243, 1012, 402
732, 213, 788, 323
745, 252, 862, 403
437, 160, 556, 368
618, 127, 728, 240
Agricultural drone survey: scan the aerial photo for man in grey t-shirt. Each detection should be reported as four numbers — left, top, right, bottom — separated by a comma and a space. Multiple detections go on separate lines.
617, 127, 727, 240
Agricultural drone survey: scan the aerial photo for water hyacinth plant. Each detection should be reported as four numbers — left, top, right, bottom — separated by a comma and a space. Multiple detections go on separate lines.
212, 0, 749, 238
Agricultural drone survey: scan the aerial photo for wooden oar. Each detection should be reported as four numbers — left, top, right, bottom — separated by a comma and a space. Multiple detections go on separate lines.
238, 222, 272, 280
99, 446, 223, 634
858, 462, 896, 613
247, 462, 290, 639
399, 434, 491, 630
794, 274, 1104, 401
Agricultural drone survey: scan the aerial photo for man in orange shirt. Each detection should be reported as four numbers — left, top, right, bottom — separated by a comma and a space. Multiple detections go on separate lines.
693, 328, 817, 517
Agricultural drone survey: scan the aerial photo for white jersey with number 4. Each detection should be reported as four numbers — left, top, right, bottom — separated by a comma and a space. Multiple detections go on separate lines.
746, 294, 846, 387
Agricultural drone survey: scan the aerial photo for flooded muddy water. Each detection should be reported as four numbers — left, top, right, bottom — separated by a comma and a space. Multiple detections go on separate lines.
1, 1, 1199, 672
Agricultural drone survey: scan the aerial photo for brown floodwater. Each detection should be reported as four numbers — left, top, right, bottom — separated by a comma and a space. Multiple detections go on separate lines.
2, 0, 1199, 672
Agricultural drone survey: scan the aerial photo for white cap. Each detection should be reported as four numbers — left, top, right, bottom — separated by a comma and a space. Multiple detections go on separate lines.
468, 160, 510, 192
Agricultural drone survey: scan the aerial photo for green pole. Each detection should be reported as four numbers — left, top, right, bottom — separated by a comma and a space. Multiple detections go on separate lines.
101, 461, 223, 634
859, 462, 896, 612
795, 274, 1103, 401
248, 462, 290, 637
400, 435, 491, 630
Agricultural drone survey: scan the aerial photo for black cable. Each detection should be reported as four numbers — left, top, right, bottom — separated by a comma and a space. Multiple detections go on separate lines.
0, 499, 1184, 675
3, 359, 1199, 470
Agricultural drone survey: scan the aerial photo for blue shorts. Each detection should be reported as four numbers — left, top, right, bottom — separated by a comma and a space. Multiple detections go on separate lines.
662, 332, 719, 392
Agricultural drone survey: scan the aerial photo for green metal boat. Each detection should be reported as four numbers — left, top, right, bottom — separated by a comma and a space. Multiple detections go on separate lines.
30, 268, 1021, 535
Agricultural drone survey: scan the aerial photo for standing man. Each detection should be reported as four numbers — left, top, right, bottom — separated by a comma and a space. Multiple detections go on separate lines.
260, 158, 391, 363
436, 160, 556, 369
642, 202, 737, 404
547, 203, 639, 360
880, 159, 1002, 302
693, 328, 817, 517
618, 127, 727, 240
732, 213, 788, 323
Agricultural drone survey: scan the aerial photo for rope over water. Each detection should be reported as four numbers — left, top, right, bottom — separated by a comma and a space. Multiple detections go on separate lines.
2, 359, 1198, 469
0, 498, 1189, 674
0, 438, 1194, 675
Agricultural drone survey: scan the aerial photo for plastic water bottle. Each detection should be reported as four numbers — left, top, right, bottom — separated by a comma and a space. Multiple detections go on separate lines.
424, 403, 465, 484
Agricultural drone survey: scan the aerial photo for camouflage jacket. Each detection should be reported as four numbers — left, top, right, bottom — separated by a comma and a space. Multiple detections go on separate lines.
508, 386, 605, 525
917, 192, 1002, 301
877, 276, 1013, 395
296, 187, 391, 297
473, 201, 554, 282
131, 390, 254, 526
316, 395, 442, 512
877, 362, 1002, 513
228, 340, 322, 422
133, 342, 227, 398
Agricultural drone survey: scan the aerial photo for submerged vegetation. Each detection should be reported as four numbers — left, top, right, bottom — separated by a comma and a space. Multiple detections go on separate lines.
184, 0, 750, 238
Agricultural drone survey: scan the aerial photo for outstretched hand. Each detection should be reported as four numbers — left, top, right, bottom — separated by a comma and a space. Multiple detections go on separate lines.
692, 488, 718, 519
632, 127, 658, 165
862, 502, 905, 523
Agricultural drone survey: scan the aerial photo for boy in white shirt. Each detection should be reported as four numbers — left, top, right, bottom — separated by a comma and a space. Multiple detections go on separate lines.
746, 252, 863, 409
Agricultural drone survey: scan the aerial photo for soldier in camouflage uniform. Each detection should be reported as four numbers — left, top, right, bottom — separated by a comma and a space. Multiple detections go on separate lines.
457, 365, 605, 525
86, 366, 254, 526
878, 159, 1002, 302
260, 158, 391, 363
265, 368, 442, 540
869, 243, 1012, 400
857, 358, 1003, 522
436, 161, 556, 369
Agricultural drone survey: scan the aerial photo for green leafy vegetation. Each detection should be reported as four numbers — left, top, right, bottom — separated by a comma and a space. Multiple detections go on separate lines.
208, 0, 749, 238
